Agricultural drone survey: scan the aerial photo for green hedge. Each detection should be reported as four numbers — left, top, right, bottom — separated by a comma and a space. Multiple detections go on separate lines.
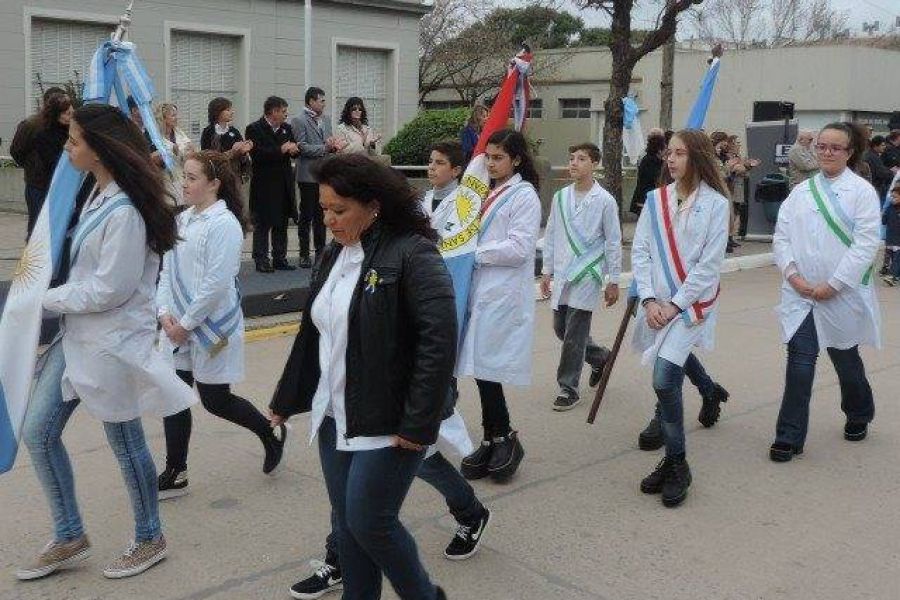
384, 108, 469, 166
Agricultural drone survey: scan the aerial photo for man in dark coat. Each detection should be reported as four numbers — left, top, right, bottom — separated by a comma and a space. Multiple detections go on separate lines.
245, 96, 300, 272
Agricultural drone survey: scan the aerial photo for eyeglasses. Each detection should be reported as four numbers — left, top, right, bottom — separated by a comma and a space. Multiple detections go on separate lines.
814, 143, 849, 155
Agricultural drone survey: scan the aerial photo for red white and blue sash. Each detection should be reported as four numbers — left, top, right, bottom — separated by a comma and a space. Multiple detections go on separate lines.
646, 186, 719, 325
478, 181, 529, 239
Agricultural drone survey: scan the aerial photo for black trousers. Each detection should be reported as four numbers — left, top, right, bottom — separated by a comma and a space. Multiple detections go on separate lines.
163, 370, 272, 471
251, 213, 288, 262
298, 182, 325, 256
475, 379, 511, 439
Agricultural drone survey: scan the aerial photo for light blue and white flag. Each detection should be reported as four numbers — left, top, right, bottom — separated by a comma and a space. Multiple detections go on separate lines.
0, 38, 165, 473
622, 96, 645, 164
685, 56, 721, 130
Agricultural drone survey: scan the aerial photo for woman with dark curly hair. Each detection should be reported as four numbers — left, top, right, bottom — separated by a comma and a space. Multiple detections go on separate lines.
200, 97, 253, 181
336, 97, 381, 155
270, 153, 454, 599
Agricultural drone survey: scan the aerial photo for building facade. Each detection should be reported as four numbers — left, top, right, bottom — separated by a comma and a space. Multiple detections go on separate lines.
0, 0, 427, 151
424, 44, 900, 166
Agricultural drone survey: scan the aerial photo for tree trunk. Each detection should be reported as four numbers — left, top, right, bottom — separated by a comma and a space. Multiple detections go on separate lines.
659, 36, 675, 130
600, 2, 635, 205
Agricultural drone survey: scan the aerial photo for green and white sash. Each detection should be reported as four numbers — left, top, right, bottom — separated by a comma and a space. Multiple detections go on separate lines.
555, 187, 605, 284
808, 174, 873, 285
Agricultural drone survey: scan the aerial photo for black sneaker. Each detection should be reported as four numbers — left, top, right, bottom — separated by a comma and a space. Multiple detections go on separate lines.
274, 259, 297, 271
638, 416, 664, 451
552, 394, 581, 412
298, 256, 313, 269
263, 424, 287, 474
158, 467, 189, 500
461, 440, 493, 480
487, 431, 524, 482
769, 441, 803, 462
844, 421, 868, 441
444, 508, 491, 561
640, 457, 668, 494
588, 347, 611, 387
290, 560, 342, 599
698, 383, 730, 428
661, 456, 691, 508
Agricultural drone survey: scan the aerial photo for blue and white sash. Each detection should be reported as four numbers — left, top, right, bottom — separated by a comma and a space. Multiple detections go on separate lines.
556, 187, 605, 284
168, 246, 242, 355
478, 182, 529, 239
69, 195, 133, 266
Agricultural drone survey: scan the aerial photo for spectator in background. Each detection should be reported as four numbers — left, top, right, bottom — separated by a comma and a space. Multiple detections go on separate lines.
460, 105, 487, 165
630, 132, 666, 215
27, 93, 75, 239
723, 136, 760, 247
9, 86, 66, 239
154, 103, 195, 206
788, 130, 818, 188
882, 184, 900, 286
336, 97, 381, 156
126, 95, 144, 130
292, 86, 346, 268
864, 135, 894, 200
201, 97, 254, 182
246, 96, 299, 273
880, 130, 900, 171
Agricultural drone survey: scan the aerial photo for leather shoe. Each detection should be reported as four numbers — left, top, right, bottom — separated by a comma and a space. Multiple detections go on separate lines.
273, 259, 296, 271
298, 256, 313, 269
255, 259, 274, 273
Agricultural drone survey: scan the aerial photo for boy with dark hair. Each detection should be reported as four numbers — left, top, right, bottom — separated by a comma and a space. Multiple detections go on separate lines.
540, 142, 621, 411
424, 140, 464, 220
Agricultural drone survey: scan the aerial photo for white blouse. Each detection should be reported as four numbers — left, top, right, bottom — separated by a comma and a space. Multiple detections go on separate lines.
308, 243, 394, 451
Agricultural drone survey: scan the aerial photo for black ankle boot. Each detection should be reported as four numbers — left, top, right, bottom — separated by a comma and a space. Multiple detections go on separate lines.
461, 439, 493, 480
661, 454, 691, 507
487, 431, 524, 482
638, 416, 664, 451
263, 424, 287, 474
698, 383, 730, 428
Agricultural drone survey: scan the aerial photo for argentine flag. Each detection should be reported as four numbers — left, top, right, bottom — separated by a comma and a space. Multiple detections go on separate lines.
0, 38, 171, 473
685, 56, 721, 130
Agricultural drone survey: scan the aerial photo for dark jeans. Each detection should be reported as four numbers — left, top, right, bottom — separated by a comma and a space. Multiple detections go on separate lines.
25, 184, 47, 240
298, 182, 325, 257
325, 450, 485, 564
475, 379, 511, 438
318, 417, 438, 600
251, 213, 288, 262
552, 306, 607, 399
163, 370, 271, 471
653, 357, 687, 457
775, 312, 875, 448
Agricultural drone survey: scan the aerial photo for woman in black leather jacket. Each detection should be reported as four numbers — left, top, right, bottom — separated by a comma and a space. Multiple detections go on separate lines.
270, 153, 455, 600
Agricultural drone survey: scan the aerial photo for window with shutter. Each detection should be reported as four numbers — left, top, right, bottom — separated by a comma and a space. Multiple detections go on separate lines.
171, 31, 240, 142
30, 18, 110, 110
335, 46, 389, 135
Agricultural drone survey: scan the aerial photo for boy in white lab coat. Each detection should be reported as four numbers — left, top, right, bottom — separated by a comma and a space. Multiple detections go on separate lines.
540, 143, 621, 411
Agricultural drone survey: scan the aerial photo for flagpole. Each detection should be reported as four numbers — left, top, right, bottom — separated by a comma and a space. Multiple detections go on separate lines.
111, 1, 134, 43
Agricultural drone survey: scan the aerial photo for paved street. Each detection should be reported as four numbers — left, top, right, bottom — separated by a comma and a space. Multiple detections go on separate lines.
2, 266, 900, 600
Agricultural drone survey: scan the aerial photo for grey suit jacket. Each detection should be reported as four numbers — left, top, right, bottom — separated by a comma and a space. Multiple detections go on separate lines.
291, 111, 334, 183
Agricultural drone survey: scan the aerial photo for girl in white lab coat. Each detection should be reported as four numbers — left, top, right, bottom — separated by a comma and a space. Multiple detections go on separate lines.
631, 129, 730, 508
20, 105, 196, 581
156, 151, 286, 499
458, 129, 542, 483
770, 122, 881, 462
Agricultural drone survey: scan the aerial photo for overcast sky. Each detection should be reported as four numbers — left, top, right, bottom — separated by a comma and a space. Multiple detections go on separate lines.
534, 0, 898, 36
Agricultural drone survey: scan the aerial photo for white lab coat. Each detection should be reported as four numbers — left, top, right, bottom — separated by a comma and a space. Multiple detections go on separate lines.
456, 174, 542, 385
541, 181, 623, 311
157, 200, 246, 384
631, 182, 730, 367
42, 182, 197, 422
773, 168, 881, 349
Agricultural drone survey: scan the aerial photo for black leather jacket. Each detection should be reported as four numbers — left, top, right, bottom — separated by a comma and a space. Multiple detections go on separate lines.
270, 224, 457, 446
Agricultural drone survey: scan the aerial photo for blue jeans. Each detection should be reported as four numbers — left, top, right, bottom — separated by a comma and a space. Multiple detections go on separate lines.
651, 353, 715, 457
652, 357, 687, 457
23, 342, 162, 543
325, 448, 485, 563
775, 312, 875, 448
318, 417, 438, 600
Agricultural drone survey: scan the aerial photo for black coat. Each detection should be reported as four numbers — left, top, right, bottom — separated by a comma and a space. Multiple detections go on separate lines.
630, 153, 663, 214
201, 124, 243, 152
884, 202, 900, 247
864, 149, 894, 199
245, 117, 298, 226
270, 225, 457, 446
33, 123, 68, 191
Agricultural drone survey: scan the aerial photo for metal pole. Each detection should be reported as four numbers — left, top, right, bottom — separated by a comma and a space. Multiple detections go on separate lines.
304, 0, 313, 92
111, 0, 134, 43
